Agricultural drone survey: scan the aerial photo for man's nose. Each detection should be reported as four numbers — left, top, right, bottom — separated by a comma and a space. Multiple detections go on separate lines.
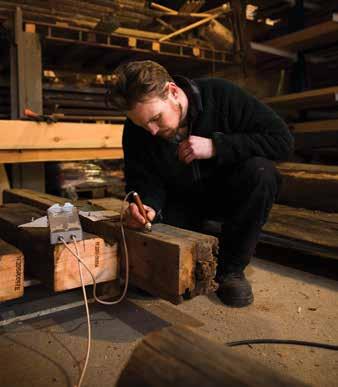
148, 123, 159, 136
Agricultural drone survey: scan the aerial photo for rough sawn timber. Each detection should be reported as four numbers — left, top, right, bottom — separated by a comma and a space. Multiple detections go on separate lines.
3, 189, 219, 304
0, 202, 118, 292
0, 239, 24, 302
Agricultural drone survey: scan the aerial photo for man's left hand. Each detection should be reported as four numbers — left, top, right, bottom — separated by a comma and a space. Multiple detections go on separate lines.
178, 135, 216, 164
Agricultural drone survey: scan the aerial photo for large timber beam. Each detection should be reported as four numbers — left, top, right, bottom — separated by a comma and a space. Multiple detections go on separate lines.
0, 202, 119, 292
117, 325, 307, 387
3, 189, 219, 304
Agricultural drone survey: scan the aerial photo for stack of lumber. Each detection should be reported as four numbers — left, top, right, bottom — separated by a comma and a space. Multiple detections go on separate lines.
0, 202, 119, 294
0, 189, 219, 304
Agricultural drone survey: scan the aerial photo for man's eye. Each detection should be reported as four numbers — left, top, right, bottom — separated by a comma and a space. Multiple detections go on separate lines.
151, 115, 161, 122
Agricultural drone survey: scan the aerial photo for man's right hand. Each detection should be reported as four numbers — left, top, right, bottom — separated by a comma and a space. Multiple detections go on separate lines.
124, 202, 156, 229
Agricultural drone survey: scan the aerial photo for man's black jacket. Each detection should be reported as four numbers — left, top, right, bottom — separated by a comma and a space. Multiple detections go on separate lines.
122, 77, 294, 213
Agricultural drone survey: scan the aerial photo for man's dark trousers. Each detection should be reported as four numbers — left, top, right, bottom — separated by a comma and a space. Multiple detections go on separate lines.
161, 156, 282, 275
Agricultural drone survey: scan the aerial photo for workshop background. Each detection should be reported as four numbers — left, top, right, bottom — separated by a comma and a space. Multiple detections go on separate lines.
0, 1, 337, 387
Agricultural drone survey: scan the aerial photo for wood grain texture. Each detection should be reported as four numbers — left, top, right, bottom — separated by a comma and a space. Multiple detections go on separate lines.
0, 239, 24, 302
264, 204, 338, 250
0, 121, 123, 149
0, 203, 118, 291
0, 148, 123, 163
277, 162, 338, 212
117, 325, 307, 387
3, 190, 219, 304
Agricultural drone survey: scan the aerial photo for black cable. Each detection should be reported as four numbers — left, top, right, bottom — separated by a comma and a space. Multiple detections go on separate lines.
226, 339, 338, 351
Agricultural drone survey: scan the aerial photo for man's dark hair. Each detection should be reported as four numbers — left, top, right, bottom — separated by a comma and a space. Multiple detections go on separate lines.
105, 60, 173, 111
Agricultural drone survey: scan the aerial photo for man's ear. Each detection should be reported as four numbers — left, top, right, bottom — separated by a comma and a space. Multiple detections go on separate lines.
168, 82, 179, 99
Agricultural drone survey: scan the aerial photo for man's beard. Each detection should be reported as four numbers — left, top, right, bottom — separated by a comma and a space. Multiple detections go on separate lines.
164, 102, 188, 143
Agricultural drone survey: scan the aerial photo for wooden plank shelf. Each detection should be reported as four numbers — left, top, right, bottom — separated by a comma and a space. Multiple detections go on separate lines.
0, 148, 123, 163
251, 14, 338, 62
262, 85, 338, 109
260, 13, 338, 52
289, 119, 338, 133
0, 121, 123, 163
34, 20, 234, 65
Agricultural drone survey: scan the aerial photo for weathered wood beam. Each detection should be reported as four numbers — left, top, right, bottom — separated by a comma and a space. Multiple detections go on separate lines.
264, 204, 338, 251
0, 239, 24, 302
263, 86, 338, 110
3, 189, 219, 304
117, 325, 307, 387
0, 203, 119, 292
277, 162, 338, 212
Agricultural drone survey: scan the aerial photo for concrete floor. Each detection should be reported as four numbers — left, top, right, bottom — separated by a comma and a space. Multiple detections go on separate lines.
0, 256, 337, 387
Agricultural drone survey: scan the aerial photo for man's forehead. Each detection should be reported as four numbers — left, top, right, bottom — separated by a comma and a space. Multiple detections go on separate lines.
129, 97, 163, 117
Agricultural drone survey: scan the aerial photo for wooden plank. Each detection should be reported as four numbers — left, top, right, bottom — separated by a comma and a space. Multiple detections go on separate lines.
0, 203, 119, 292
277, 162, 338, 212
293, 132, 338, 151
0, 164, 10, 205
3, 189, 219, 304
0, 239, 24, 302
264, 204, 338, 250
0, 148, 123, 163
263, 15, 338, 52
117, 325, 307, 387
263, 86, 338, 109
290, 119, 338, 133
277, 162, 338, 174
0, 121, 123, 149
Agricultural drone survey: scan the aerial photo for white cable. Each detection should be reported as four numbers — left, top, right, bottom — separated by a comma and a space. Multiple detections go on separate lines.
63, 191, 133, 305
60, 237, 91, 387
59, 191, 134, 386
74, 240, 91, 387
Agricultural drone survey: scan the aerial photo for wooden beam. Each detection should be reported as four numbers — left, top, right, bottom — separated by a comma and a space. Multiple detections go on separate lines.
159, 6, 230, 42
0, 148, 123, 163
115, 27, 164, 40
262, 14, 338, 52
250, 41, 298, 61
0, 121, 123, 149
0, 239, 24, 302
290, 119, 338, 133
263, 86, 338, 109
276, 162, 338, 213
0, 203, 119, 292
117, 325, 307, 387
3, 189, 219, 304
0, 164, 10, 204
263, 204, 338, 259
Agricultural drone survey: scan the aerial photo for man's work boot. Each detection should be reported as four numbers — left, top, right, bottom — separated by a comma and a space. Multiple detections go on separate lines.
216, 271, 253, 307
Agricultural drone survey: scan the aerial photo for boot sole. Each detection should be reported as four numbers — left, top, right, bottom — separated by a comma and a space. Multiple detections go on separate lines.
217, 293, 254, 308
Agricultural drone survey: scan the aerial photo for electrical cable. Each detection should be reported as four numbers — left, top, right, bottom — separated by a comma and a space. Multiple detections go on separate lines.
73, 238, 91, 387
227, 339, 338, 351
59, 191, 134, 387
